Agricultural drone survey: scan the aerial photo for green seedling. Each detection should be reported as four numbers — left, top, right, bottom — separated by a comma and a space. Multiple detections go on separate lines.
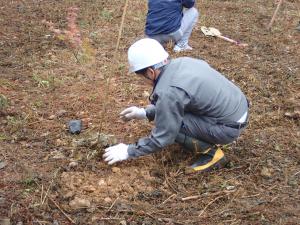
32, 100, 44, 109
32, 73, 59, 89
100, 8, 113, 21
243, 8, 254, 13
0, 133, 7, 141
32, 73, 50, 88
123, 83, 135, 96
0, 94, 8, 109
22, 177, 36, 187
6, 115, 26, 134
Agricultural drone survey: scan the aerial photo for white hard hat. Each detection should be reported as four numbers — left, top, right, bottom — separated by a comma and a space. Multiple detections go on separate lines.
128, 38, 169, 73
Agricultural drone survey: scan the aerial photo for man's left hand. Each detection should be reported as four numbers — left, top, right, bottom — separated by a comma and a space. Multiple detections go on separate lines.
103, 143, 129, 165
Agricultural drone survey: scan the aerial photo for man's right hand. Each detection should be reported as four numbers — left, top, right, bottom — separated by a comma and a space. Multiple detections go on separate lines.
120, 106, 147, 121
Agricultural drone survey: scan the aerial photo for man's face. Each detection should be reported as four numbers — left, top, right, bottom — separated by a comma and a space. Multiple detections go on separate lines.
139, 68, 156, 86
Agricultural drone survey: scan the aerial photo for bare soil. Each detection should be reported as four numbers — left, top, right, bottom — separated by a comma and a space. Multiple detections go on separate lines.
0, 0, 299, 224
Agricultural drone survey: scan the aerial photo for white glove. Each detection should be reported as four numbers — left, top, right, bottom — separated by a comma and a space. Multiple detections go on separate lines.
120, 106, 147, 121
103, 143, 129, 165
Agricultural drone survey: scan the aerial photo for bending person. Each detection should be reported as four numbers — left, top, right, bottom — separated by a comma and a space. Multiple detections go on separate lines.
145, 0, 199, 52
103, 39, 249, 172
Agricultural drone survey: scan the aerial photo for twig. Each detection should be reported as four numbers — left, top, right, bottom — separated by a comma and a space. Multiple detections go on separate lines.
107, 196, 119, 212
230, 219, 242, 225
161, 194, 176, 205
241, 193, 260, 199
293, 170, 300, 176
71, 49, 81, 64
229, 188, 240, 203
27, 118, 46, 126
198, 195, 225, 217
33, 220, 50, 225
267, 0, 283, 30
115, 0, 129, 52
41, 169, 59, 205
41, 181, 53, 205
36, 220, 43, 225
181, 195, 201, 201
163, 168, 178, 193
48, 197, 76, 224
271, 195, 279, 202
97, 217, 123, 220
145, 213, 157, 220
40, 184, 44, 205
253, 156, 264, 172
164, 176, 178, 193
34, 180, 75, 224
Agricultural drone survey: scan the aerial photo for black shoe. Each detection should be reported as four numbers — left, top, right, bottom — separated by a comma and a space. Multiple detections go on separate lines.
189, 147, 227, 172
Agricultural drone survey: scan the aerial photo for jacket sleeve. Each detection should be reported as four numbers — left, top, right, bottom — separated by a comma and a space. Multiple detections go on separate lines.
127, 87, 190, 158
182, 0, 195, 8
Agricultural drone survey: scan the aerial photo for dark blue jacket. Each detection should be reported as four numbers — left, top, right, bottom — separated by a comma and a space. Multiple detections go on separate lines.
145, 0, 195, 36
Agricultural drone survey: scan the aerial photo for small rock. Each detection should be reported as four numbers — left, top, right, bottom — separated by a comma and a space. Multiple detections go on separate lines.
119, 220, 127, 225
98, 179, 106, 186
41, 132, 50, 137
69, 197, 91, 209
63, 191, 75, 200
127, 186, 135, 194
49, 115, 56, 120
104, 197, 112, 203
261, 167, 272, 178
56, 109, 67, 117
69, 161, 78, 168
0, 161, 7, 169
68, 120, 82, 134
284, 111, 300, 119
56, 139, 64, 146
82, 185, 96, 192
52, 151, 65, 159
226, 185, 235, 190
112, 167, 121, 173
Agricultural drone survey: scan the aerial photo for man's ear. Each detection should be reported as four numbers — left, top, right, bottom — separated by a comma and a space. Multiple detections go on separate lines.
146, 67, 156, 81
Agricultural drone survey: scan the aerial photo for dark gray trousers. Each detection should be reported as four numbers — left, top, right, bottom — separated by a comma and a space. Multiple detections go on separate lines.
179, 113, 247, 145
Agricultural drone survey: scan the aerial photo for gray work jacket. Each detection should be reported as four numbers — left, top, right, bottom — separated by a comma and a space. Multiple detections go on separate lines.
127, 57, 248, 158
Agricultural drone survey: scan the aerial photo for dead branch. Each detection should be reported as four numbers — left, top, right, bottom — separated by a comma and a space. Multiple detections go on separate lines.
115, 0, 129, 52
49, 198, 76, 224
34, 180, 75, 224
267, 0, 283, 30
161, 194, 177, 205
107, 196, 119, 212
198, 195, 227, 217
181, 195, 201, 201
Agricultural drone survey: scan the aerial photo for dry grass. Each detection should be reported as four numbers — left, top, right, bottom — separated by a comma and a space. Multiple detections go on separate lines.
0, 0, 299, 224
